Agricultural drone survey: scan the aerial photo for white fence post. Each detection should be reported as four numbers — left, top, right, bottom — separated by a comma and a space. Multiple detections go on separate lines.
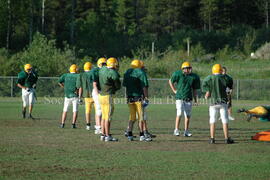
236, 79, 239, 100
10, 76, 13, 97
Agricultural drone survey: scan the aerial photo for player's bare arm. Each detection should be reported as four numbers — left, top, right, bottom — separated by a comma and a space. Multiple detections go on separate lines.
168, 80, 177, 94
205, 91, 210, 99
58, 83, 64, 88
17, 83, 27, 90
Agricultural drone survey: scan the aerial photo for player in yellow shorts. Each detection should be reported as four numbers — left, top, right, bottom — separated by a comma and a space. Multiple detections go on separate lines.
76, 62, 97, 132
123, 60, 152, 141
98, 57, 121, 142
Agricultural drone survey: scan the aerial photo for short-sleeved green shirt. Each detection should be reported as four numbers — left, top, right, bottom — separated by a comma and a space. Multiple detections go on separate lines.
123, 68, 148, 97
170, 70, 201, 101
202, 74, 230, 104
17, 70, 38, 88
99, 67, 121, 95
58, 73, 79, 98
76, 71, 95, 98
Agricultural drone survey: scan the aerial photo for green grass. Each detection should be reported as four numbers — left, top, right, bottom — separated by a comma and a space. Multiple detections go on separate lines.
1, 98, 270, 179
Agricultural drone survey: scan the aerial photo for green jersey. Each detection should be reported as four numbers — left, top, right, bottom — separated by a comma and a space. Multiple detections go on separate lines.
99, 67, 121, 95
58, 73, 79, 98
170, 70, 201, 101
76, 71, 95, 98
17, 70, 38, 88
92, 67, 101, 90
123, 68, 148, 97
202, 74, 231, 104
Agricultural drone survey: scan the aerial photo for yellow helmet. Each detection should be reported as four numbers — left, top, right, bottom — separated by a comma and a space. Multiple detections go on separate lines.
69, 64, 78, 73
24, 64, 32, 72
212, 64, 222, 74
84, 62, 92, 71
107, 57, 118, 68
97, 57, 107, 68
131, 59, 142, 69
181, 61, 191, 69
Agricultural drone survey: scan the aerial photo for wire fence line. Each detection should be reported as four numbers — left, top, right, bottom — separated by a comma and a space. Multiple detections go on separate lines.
1, 76, 270, 101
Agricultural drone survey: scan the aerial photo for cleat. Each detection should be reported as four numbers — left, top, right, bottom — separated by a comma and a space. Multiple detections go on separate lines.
140, 135, 152, 142
145, 131, 156, 138
28, 114, 35, 120
229, 116, 235, 121
86, 125, 91, 130
127, 136, 134, 141
95, 129, 101, 134
183, 130, 192, 137
124, 130, 128, 137
72, 124, 76, 129
173, 129, 180, 136
237, 108, 246, 113
246, 114, 252, 122
100, 135, 105, 141
105, 135, 118, 142
225, 137, 234, 144
60, 123, 65, 128
209, 138, 215, 144
22, 110, 26, 119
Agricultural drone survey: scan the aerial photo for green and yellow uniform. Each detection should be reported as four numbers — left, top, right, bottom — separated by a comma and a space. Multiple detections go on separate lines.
202, 74, 232, 104
245, 106, 270, 122
170, 70, 201, 101
17, 70, 38, 88
98, 66, 121, 121
76, 71, 95, 114
59, 73, 79, 98
123, 68, 148, 121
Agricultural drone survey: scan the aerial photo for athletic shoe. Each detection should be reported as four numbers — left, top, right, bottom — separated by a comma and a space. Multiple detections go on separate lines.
237, 108, 246, 113
28, 114, 35, 120
209, 138, 215, 144
95, 128, 102, 134
124, 130, 128, 137
140, 135, 152, 142
229, 116, 235, 121
145, 131, 156, 138
72, 124, 76, 129
225, 137, 234, 144
60, 123, 65, 128
127, 136, 134, 141
183, 130, 192, 137
173, 129, 180, 136
22, 110, 26, 119
246, 114, 252, 122
86, 125, 91, 130
105, 135, 118, 142
100, 135, 105, 141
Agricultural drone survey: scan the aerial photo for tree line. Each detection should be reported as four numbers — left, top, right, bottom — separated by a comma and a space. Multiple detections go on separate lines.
0, 0, 270, 59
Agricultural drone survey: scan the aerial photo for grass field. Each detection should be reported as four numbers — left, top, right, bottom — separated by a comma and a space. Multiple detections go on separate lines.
1, 98, 270, 180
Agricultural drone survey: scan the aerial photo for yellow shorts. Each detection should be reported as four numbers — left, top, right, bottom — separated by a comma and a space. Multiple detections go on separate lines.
128, 101, 143, 122
85, 98, 94, 114
99, 94, 114, 121
247, 106, 267, 116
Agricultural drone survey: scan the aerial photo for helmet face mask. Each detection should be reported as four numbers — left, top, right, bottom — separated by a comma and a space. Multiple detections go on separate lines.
97, 57, 107, 68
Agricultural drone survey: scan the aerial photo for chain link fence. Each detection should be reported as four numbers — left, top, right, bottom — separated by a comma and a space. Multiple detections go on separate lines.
1, 76, 270, 101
